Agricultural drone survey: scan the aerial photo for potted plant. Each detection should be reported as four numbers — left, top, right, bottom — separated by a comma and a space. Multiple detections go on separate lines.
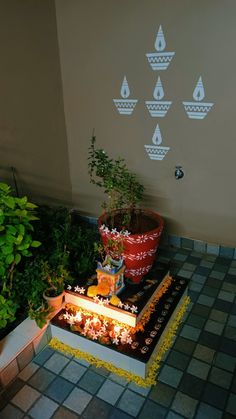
88, 136, 164, 283
42, 261, 70, 311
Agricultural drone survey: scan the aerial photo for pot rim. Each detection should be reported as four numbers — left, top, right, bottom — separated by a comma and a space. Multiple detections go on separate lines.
98, 208, 164, 238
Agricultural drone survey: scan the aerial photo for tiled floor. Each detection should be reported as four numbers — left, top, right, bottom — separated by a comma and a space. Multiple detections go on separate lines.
0, 245, 236, 419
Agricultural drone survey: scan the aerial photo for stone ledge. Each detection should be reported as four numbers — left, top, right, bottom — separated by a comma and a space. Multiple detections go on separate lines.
0, 317, 51, 389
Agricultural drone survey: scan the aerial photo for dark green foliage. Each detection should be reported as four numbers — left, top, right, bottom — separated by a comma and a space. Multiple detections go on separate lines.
88, 135, 144, 229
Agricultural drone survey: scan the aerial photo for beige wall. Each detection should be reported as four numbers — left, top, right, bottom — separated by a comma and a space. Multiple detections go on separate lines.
55, 0, 236, 247
0, 0, 71, 205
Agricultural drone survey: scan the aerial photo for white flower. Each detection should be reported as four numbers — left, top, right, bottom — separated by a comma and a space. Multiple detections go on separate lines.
111, 228, 118, 234
130, 305, 138, 314
120, 330, 131, 344
93, 296, 100, 304
63, 312, 70, 320
118, 301, 124, 309
67, 285, 72, 290
74, 286, 80, 292
124, 303, 130, 311
126, 336, 133, 345
98, 298, 105, 305
78, 287, 85, 294
122, 230, 131, 236
103, 298, 110, 306
112, 337, 119, 345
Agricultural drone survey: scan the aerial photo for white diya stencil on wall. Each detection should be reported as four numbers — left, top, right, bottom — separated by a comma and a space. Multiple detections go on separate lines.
144, 124, 170, 160
113, 76, 138, 115
146, 25, 175, 71
182, 76, 214, 119
145, 77, 172, 117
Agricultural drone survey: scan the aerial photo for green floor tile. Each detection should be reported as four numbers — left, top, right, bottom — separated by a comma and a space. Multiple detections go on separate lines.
166, 350, 190, 371
209, 308, 228, 323
226, 393, 236, 416
187, 358, 210, 380
158, 365, 183, 388
171, 391, 198, 419
204, 319, 225, 335
208, 366, 233, 389
193, 344, 215, 364
149, 382, 176, 407
138, 400, 167, 419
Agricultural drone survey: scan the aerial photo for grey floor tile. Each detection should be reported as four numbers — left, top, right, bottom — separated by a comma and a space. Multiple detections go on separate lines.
138, 400, 167, 419
29, 367, 56, 392
224, 326, 236, 341
60, 360, 87, 383
227, 314, 236, 327
187, 358, 210, 380
149, 382, 176, 407
179, 373, 205, 399
197, 294, 215, 307
117, 389, 145, 417
166, 411, 185, 419
97, 379, 124, 405
128, 382, 151, 397
173, 336, 196, 355
171, 391, 198, 419
202, 382, 228, 409
77, 369, 105, 394
28, 395, 59, 419
52, 406, 79, 418
83, 397, 113, 419
218, 290, 235, 302
191, 274, 207, 285
226, 393, 236, 416
214, 352, 236, 372
73, 356, 90, 367
109, 408, 133, 419
166, 350, 190, 371
210, 271, 225, 280
11, 384, 40, 412
208, 366, 233, 389
176, 269, 193, 279
195, 402, 223, 419
33, 347, 54, 366
63, 387, 92, 415
186, 313, 206, 328
0, 403, 24, 419
44, 352, 70, 374
180, 324, 201, 341
158, 365, 183, 388
109, 373, 128, 386
44, 376, 74, 403
18, 362, 39, 381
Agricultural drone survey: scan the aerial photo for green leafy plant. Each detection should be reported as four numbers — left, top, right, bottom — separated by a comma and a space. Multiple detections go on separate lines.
28, 301, 53, 329
0, 294, 18, 329
0, 182, 41, 330
88, 135, 144, 230
42, 261, 71, 297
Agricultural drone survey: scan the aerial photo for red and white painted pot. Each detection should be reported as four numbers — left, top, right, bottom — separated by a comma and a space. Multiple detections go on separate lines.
98, 209, 164, 283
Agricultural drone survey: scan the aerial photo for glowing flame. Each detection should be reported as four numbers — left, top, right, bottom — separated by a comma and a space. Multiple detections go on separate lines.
152, 124, 162, 146
153, 77, 164, 100
120, 76, 130, 99
193, 76, 205, 102
155, 25, 166, 52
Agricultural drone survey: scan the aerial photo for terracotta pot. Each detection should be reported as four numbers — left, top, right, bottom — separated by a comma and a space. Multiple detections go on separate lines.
98, 209, 164, 283
43, 291, 64, 311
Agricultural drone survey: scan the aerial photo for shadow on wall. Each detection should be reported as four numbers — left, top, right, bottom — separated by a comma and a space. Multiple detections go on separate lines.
0, 166, 72, 207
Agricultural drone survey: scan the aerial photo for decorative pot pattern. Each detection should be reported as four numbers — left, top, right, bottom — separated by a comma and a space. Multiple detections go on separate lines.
98, 210, 164, 283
